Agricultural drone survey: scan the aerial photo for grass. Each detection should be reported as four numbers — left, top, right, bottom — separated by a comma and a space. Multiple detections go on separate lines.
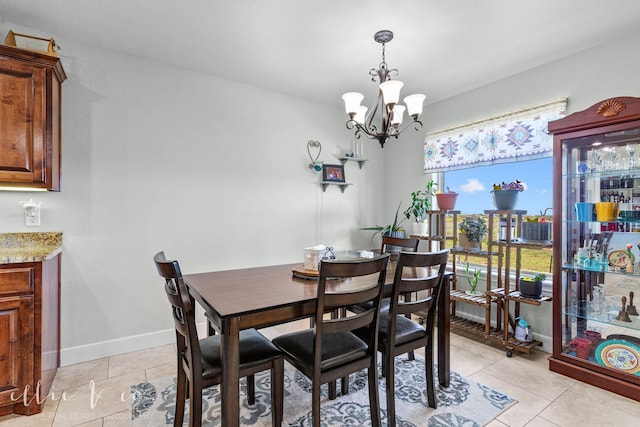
444, 214, 553, 275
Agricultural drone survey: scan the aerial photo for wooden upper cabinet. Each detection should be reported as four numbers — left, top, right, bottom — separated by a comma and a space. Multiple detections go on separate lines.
0, 45, 66, 191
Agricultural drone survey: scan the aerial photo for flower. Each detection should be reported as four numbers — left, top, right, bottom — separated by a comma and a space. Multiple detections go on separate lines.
627, 243, 633, 258
492, 179, 526, 192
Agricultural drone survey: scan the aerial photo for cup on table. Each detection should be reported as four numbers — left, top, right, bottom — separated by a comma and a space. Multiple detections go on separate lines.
594, 201, 618, 222
575, 202, 595, 222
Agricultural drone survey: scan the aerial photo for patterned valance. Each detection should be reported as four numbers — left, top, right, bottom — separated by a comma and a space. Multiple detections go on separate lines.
423, 99, 567, 173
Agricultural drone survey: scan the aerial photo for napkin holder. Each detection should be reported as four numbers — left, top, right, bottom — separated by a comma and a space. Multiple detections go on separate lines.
303, 245, 334, 271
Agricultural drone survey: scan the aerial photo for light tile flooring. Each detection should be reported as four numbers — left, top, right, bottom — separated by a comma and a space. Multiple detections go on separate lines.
1, 319, 639, 426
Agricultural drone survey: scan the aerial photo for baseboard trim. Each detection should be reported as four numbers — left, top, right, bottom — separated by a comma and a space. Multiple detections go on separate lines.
60, 322, 208, 366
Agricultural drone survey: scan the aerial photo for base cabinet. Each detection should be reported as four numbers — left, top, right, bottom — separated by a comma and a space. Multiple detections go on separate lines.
0, 256, 60, 415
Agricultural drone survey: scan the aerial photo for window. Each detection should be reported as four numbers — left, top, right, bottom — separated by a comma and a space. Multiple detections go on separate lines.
439, 157, 553, 276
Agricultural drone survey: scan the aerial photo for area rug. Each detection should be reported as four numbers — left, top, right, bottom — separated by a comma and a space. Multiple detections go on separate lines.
131, 356, 516, 426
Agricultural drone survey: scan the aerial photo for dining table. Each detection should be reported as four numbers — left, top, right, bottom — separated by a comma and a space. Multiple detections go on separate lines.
184, 261, 450, 427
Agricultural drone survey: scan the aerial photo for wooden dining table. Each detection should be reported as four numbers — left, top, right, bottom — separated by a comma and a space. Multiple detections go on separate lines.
184, 262, 450, 427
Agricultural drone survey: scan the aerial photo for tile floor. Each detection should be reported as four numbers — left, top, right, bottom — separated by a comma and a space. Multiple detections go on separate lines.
1, 319, 639, 426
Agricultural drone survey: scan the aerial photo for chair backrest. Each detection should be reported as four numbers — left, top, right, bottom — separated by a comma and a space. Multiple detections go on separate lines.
388, 249, 450, 332
380, 236, 420, 254
314, 253, 391, 364
153, 251, 201, 373
380, 236, 420, 261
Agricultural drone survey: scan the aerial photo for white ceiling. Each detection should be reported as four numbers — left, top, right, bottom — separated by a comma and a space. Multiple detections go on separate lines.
2, 0, 640, 110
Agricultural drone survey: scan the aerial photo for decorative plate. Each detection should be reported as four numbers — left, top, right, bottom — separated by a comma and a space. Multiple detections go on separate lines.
291, 265, 319, 280
607, 249, 635, 268
594, 339, 640, 375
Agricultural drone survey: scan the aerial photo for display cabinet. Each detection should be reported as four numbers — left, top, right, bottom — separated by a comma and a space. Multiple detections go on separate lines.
549, 97, 640, 402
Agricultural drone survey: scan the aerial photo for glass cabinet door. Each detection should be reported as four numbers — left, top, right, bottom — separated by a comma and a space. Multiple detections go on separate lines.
558, 124, 640, 381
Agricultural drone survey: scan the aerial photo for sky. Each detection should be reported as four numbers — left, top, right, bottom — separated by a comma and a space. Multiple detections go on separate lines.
442, 157, 553, 216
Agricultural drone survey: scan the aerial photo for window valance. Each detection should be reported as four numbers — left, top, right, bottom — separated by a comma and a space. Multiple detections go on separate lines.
423, 99, 567, 173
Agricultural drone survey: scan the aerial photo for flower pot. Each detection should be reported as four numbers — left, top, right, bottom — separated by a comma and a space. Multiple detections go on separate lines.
521, 222, 552, 243
458, 233, 481, 250
436, 193, 458, 211
412, 222, 428, 236
491, 189, 519, 210
519, 277, 542, 299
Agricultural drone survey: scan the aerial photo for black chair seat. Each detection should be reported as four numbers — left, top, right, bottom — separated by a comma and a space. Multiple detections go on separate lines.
352, 297, 390, 314
273, 330, 368, 371
200, 329, 283, 379
362, 312, 427, 349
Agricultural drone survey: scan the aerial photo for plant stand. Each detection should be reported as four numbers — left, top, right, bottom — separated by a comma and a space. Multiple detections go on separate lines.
445, 211, 552, 357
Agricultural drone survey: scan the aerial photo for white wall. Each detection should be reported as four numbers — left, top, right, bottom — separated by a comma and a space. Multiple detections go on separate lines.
0, 23, 387, 365
386, 30, 640, 350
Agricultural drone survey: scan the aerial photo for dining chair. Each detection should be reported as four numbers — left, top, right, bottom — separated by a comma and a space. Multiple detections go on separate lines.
380, 235, 421, 360
356, 249, 449, 427
153, 252, 284, 427
272, 253, 390, 427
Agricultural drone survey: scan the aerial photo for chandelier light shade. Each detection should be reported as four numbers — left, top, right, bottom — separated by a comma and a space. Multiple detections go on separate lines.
342, 30, 425, 148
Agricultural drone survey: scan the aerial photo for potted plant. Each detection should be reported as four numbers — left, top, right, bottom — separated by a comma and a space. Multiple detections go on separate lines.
435, 187, 458, 211
491, 179, 526, 210
458, 215, 488, 250
519, 273, 546, 299
361, 202, 406, 240
403, 181, 437, 235
521, 208, 552, 243
465, 262, 482, 295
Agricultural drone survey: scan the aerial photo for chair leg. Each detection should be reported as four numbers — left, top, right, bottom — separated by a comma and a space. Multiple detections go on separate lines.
247, 374, 256, 405
368, 361, 382, 427
341, 374, 350, 395
270, 357, 284, 427
385, 351, 396, 427
188, 377, 203, 427
425, 343, 437, 409
312, 378, 322, 427
328, 380, 337, 400
174, 367, 186, 427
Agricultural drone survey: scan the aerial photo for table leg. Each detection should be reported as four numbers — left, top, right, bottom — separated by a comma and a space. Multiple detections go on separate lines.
220, 317, 240, 427
438, 274, 450, 387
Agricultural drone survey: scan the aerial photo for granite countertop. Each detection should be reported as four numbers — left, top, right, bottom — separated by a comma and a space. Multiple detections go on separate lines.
0, 232, 63, 264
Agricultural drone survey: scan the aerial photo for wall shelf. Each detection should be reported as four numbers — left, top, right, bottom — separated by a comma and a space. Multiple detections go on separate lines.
320, 182, 352, 193
337, 156, 368, 169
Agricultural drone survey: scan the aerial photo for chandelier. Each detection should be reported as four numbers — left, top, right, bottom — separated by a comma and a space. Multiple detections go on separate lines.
342, 30, 425, 148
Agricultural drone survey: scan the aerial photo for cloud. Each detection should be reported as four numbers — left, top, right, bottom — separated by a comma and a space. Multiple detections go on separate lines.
459, 178, 485, 193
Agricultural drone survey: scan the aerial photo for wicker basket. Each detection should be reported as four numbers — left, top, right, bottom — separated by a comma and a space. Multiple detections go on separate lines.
458, 233, 481, 250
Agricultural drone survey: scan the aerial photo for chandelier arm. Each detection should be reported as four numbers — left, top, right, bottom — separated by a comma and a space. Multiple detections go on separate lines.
396, 118, 424, 135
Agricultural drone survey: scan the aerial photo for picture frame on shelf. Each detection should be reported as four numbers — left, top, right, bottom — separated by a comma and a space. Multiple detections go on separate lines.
322, 164, 345, 183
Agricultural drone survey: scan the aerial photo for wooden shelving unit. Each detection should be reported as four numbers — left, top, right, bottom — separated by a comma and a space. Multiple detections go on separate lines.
484, 209, 552, 356
424, 210, 553, 356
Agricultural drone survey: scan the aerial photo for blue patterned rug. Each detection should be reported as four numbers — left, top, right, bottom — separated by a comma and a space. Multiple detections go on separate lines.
131, 356, 516, 426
